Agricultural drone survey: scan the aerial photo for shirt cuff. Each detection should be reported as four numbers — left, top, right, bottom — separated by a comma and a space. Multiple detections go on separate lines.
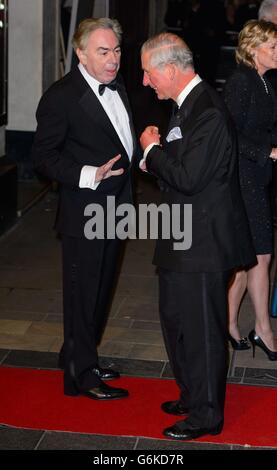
143, 143, 157, 159
139, 143, 157, 172
79, 165, 100, 190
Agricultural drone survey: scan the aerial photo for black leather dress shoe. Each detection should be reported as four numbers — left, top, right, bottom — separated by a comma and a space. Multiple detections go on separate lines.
163, 421, 223, 440
161, 400, 188, 416
58, 358, 120, 381
65, 382, 129, 400
92, 366, 120, 380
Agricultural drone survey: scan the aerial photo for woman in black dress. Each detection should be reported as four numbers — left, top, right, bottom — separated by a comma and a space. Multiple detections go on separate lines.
224, 19, 277, 359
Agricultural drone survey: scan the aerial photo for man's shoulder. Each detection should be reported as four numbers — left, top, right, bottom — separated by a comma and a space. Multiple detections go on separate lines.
43, 66, 87, 99
185, 82, 234, 135
37, 68, 85, 110
43, 70, 75, 99
192, 81, 226, 117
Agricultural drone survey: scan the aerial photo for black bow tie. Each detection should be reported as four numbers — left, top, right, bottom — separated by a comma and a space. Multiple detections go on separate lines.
98, 79, 117, 96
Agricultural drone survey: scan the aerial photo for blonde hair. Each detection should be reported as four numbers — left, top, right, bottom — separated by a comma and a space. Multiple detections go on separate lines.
72, 17, 122, 51
236, 19, 277, 68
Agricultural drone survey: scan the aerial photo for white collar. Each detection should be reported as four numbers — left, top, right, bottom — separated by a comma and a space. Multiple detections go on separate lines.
78, 63, 103, 95
176, 74, 202, 108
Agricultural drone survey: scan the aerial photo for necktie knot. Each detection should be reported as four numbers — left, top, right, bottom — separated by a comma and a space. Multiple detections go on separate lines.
99, 79, 117, 96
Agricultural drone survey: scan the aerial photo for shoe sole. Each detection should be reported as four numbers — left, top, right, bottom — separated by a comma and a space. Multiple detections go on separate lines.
163, 425, 223, 440
80, 391, 129, 400
163, 430, 222, 440
64, 390, 129, 400
98, 376, 120, 380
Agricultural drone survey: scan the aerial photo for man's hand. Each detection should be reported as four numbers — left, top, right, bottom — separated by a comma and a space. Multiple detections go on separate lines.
140, 126, 160, 150
95, 154, 124, 183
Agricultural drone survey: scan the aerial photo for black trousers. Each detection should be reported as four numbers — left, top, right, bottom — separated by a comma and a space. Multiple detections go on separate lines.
61, 235, 121, 392
159, 268, 232, 428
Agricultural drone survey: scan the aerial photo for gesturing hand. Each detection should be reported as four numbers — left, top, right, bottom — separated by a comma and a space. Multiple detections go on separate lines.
140, 126, 160, 151
95, 154, 124, 183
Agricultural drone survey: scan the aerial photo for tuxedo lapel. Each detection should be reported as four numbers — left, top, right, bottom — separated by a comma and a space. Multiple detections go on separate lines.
71, 67, 131, 159
178, 81, 206, 123
79, 88, 128, 156
167, 82, 205, 135
165, 82, 206, 154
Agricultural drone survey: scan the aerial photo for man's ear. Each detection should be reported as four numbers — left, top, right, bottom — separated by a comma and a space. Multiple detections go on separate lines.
76, 47, 87, 65
167, 63, 176, 81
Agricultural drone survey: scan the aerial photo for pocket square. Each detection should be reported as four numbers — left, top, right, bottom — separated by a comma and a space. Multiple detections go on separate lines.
166, 126, 183, 143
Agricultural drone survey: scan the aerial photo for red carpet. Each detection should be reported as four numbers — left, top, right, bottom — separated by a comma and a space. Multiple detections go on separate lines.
1, 366, 277, 447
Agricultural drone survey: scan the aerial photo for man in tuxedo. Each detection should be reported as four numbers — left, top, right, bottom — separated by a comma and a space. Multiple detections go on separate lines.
140, 33, 256, 439
32, 18, 136, 400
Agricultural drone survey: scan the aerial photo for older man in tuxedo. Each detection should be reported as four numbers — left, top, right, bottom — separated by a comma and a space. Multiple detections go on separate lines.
32, 18, 136, 400
140, 33, 256, 440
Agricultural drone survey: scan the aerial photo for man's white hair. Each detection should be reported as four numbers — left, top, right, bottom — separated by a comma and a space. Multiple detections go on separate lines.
141, 33, 194, 71
259, 0, 277, 20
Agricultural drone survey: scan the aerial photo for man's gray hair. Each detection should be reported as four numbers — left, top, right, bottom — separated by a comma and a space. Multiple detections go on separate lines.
258, 0, 277, 20
72, 17, 122, 51
141, 33, 194, 71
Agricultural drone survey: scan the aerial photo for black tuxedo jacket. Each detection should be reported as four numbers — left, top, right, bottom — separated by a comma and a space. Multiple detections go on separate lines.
32, 66, 137, 237
146, 81, 256, 272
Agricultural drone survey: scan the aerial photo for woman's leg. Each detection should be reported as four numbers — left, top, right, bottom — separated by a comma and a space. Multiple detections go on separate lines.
228, 270, 247, 340
247, 254, 277, 351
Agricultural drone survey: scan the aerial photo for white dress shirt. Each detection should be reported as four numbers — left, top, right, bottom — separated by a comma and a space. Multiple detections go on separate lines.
78, 63, 133, 190
140, 74, 202, 170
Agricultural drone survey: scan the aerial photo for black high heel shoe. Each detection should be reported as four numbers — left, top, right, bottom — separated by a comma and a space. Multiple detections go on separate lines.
248, 330, 277, 361
228, 334, 251, 350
